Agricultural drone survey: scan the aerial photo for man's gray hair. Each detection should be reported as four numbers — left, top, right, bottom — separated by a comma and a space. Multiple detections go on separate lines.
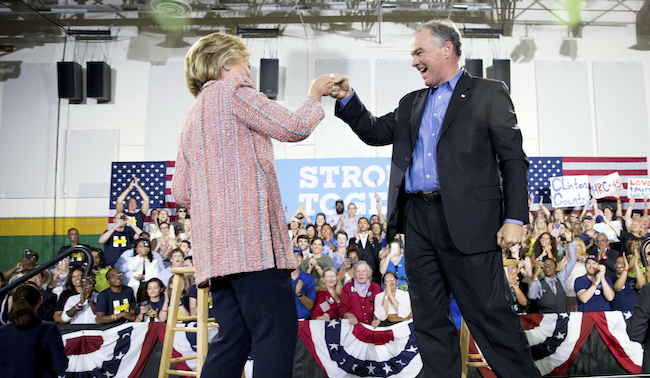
416, 19, 462, 60
354, 260, 373, 275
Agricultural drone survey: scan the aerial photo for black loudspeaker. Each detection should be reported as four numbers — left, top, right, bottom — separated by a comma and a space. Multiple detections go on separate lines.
492, 59, 511, 92
464, 59, 483, 78
57, 62, 82, 101
260, 58, 279, 99
87, 62, 111, 101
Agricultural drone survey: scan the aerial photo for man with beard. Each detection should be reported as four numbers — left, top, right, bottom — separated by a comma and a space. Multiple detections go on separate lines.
575, 256, 615, 312
327, 199, 346, 233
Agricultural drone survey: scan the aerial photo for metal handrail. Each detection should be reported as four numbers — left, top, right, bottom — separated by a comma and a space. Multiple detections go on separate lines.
0, 245, 94, 297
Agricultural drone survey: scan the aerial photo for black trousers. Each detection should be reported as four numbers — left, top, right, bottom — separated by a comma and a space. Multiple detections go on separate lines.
403, 195, 540, 378
202, 269, 298, 378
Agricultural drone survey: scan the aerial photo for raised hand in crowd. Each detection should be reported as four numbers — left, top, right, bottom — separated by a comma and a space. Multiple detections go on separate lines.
533, 260, 543, 279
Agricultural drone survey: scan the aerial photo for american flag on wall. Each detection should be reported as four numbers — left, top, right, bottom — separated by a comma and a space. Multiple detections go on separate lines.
528, 157, 648, 205
108, 161, 176, 225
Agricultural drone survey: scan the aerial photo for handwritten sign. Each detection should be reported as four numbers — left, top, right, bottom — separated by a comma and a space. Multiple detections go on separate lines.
550, 175, 590, 208
590, 172, 623, 199
628, 177, 650, 199
594, 221, 621, 243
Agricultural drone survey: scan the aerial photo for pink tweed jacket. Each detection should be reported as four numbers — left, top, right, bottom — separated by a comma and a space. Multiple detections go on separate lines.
172, 76, 324, 284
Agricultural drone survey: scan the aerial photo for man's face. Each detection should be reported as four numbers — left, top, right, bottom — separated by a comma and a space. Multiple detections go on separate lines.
68, 229, 79, 244
631, 221, 642, 234
294, 252, 304, 267
615, 256, 626, 275
596, 236, 609, 250
348, 204, 357, 217
337, 233, 348, 247
583, 218, 593, 231
159, 223, 170, 235
642, 216, 650, 230
127, 198, 137, 212
28, 273, 44, 288
354, 264, 371, 284
107, 269, 123, 287
115, 212, 126, 227
543, 259, 557, 278
586, 259, 600, 276
180, 242, 190, 254
171, 252, 184, 267
158, 210, 169, 223
177, 208, 188, 219
358, 218, 369, 232
336, 202, 344, 214
297, 238, 309, 251
411, 28, 450, 87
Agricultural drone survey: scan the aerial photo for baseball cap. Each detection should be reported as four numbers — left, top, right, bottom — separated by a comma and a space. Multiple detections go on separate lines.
583, 215, 593, 221
335, 199, 344, 204
24, 249, 38, 260
586, 255, 599, 263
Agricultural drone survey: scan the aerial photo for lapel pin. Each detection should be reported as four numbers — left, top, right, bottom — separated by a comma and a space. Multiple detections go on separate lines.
460, 94, 466, 98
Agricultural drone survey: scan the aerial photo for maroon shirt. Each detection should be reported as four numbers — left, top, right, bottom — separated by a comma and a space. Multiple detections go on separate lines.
339, 281, 382, 324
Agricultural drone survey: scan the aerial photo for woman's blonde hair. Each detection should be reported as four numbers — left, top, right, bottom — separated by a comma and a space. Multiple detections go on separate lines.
184, 32, 250, 96
316, 267, 342, 294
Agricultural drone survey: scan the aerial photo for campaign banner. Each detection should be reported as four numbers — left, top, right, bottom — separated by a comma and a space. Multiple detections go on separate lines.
590, 172, 624, 199
628, 177, 650, 199
549, 176, 590, 208
276, 157, 391, 221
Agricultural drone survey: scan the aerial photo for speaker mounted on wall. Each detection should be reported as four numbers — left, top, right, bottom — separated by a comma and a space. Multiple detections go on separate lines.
260, 58, 279, 99
492, 59, 511, 93
87, 62, 111, 101
57, 62, 83, 101
464, 59, 483, 78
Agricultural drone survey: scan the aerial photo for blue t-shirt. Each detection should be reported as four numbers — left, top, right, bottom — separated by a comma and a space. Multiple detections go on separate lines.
103, 227, 136, 268
292, 270, 316, 320
387, 256, 408, 288
610, 276, 639, 313
125, 210, 146, 230
136, 298, 164, 322
96, 286, 135, 315
575, 275, 613, 312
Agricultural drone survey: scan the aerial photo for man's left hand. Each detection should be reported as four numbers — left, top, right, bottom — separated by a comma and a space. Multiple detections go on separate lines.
496, 223, 523, 250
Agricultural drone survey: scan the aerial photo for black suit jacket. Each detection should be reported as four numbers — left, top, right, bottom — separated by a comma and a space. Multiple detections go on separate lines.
335, 71, 529, 253
627, 282, 650, 372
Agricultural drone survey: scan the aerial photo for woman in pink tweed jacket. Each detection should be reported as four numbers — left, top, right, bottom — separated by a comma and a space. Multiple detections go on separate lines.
173, 32, 333, 378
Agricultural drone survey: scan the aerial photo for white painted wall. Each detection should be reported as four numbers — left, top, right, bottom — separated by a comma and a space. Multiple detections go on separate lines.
0, 17, 648, 219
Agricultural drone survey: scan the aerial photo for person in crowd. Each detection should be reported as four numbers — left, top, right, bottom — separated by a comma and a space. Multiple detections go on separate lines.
149, 209, 175, 240
172, 31, 332, 378
379, 239, 408, 288
626, 282, 650, 373
531, 232, 564, 273
548, 208, 567, 232
53, 267, 88, 323
330, 18, 540, 378
4, 249, 39, 285
59, 228, 88, 267
0, 283, 67, 378
26, 269, 56, 322
288, 203, 312, 227
125, 238, 161, 298
353, 217, 381, 281
339, 261, 382, 327
159, 248, 185, 287
602, 208, 645, 255
95, 268, 136, 323
288, 217, 302, 242
370, 221, 386, 250
146, 208, 159, 234
172, 264, 194, 318
611, 252, 646, 313
327, 199, 346, 233
341, 203, 360, 240
302, 237, 333, 283
61, 269, 97, 324
115, 177, 150, 230
178, 219, 193, 243
625, 196, 649, 231
291, 251, 316, 320
136, 278, 169, 322
528, 229, 577, 313
99, 212, 142, 267
577, 213, 597, 244
330, 231, 348, 271
575, 256, 615, 312
91, 247, 111, 293
49, 256, 70, 299
311, 267, 341, 321
179, 240, 192, 256
339, 249, 360, 285
373, 192, 388, 230
320, 223, 336, 256
505, 259, 528, 314
565, 211, 581, 229
305, 224, 318, 244
593, 232, 621, 278
565, 238, 588, 312
171, 205, 189, 235
314, 212, 327, 237
295, 235, 311, 260
374, 271, 412, 326
152, 221, 177, 260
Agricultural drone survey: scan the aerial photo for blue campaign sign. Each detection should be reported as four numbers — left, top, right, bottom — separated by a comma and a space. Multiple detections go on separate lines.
276, 157, 391, 221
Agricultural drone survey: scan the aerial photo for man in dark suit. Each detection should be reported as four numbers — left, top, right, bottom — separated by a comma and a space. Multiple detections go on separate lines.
329, 19, 540, 377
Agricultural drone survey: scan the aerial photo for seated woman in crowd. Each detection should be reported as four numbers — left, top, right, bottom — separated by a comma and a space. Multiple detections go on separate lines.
338, 249, 359, 285
60, 268, 97, 324
54, 267, 90, 323
339, 261, 382, 327
49, 256, 70, 299
149, 209, 175, 240
91, 247, 111, 293
136, 278, 169, 322
370, 222, 386, 249
301, 237, 333, 283
379, 240, 407, 289
527, 216, 549, 255
531, 232, 564, 274
505, 260, 528, 315
152, 222, 177, 260
374, 271, 411, 326
0, 283, 67, 378
314, 212, 327, 237
320, 224, 336, 255
288, 217, 302, 243
311, 267, 341, 321
125, 238, 161, 297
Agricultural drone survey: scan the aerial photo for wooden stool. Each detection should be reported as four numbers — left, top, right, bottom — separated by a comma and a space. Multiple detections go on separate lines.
460, 258, 521, 378
158, 267, 219, 378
